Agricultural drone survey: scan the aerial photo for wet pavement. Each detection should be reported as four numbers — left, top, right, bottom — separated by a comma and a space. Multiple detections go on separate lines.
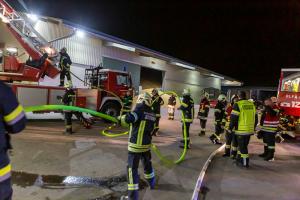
204, 139, 300, 200
11, 107, 220, 200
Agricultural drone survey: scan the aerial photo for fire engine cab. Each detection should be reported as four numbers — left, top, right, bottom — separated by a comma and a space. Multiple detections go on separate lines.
0, 0, 133, 117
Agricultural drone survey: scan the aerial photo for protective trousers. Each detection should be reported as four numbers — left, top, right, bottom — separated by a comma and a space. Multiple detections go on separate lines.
225, 131, 238, 157
74, 112, 91, 128
64, 111, 73, 134
236, 135, 251, 167
168, 105, 175, 120
182, 122, 191, 145
60, 68, 71, 86
152, 117, 160, 136
211, 122, 223, 141
127, 151, 155, 200
200, 119, 207, 135
262, 131, 275, 158
0, 178, 12, 200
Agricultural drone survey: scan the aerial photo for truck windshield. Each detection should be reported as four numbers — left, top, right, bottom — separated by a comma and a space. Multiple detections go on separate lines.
281, 71, 300, 92
116, 74, 129, 86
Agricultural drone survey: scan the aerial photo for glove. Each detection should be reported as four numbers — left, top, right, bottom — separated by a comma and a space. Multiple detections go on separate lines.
256, 130, 263, 139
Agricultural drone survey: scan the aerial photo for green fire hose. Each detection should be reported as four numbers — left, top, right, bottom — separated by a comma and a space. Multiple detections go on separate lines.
24, 90, 189, 165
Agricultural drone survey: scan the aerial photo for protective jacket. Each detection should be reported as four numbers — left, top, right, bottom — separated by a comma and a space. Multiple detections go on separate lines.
198, 97, 210, 120
214, 101, 226, 124
152, 95, 164, 117
125, 103, 156, 153
180, 95, 194, 123
62, 89, 75, 106
260, 104, 280, 133
0, 81, 26, 183
168, 96, 176, 106
59, 52, 72, 70
230, 99, 257, 135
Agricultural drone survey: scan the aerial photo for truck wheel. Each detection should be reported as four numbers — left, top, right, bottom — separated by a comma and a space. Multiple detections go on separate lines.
100, 102, 121, 118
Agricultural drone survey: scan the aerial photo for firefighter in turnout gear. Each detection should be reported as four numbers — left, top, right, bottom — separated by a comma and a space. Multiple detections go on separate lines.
229, 91, 257, 168
167, 94, 176, 120
121, 92, 156, 200
0, 81, 26, 200
122, 91, 133, 114
223, 95, 239, 158
259, 98, 280, 161
209, 94, 227, 145
151, 89, 164, 136
59, 47, 72, 87
179, 89, 194, 149
198, 92, 210, 136
61, 83, 75, 134
58, 83, 92, 133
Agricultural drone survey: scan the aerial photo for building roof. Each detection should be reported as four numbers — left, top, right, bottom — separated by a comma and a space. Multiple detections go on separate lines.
10, 0, 242, 86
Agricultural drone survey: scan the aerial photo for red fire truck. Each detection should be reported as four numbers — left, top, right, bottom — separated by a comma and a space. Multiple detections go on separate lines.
0, 0, 133, 117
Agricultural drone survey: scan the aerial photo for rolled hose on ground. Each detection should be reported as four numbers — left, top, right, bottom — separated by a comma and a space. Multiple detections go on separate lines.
101, 90, 189, 165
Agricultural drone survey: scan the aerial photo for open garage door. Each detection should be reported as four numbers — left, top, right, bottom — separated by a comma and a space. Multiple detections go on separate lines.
140, 67, 164, 89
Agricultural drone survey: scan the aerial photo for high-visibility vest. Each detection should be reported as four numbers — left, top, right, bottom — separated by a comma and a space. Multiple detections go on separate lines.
235, 100, 256, 135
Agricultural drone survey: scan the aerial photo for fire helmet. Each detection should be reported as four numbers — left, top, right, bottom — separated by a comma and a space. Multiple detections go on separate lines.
137, 92, 152, 107
183, 88, 191, 96
217, 94, 226, 102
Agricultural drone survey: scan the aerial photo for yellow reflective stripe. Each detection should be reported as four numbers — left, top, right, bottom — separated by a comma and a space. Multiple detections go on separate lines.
128, 168, 133, 184
65, 125, 72, 128
128, 146, 150, 153
225, 145, 231, 148
268, 146, 275, 149
213, 133, 220, 140
231, 146, 237, 150
128, 183, 139, 190
129, 124, 133, 137
4, 104, 23, 123
184, 119, 193, 122
241, 153, 249, 158
137, 121, 146, 145
181, 103, 188, 107
144, 171, 155, 179
0, 164, 11, 176
231, 110, 240, 116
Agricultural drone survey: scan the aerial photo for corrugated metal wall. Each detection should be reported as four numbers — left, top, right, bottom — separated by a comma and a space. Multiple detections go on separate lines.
103, 46, 221, 102
34, 20, 103, 66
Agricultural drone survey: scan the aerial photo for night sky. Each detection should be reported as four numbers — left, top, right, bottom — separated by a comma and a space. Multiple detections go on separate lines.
23, 0, 300, 86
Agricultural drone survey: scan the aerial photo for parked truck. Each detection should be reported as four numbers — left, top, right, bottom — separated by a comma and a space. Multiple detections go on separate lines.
0, 0, 133, 117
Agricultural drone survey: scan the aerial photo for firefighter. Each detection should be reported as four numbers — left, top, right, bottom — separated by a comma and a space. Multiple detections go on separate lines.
120, 92, 156, 200
198, 92, 210, 136
151, 89, 164, 136
58, 83, 91, 132
122, 91, 133, 114
223, 95, 239, 158
61, 82, 76, 134
209, 94, 227, 145
0, 81, 26, 200
259, 98, 280, 161
167, 94, 176, 120
179, 88, 194, 149
59, 47, 72, 87
229, 91, 257, 168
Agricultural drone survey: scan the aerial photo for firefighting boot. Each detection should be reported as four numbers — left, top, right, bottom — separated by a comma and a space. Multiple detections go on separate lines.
146, 177, 156, 190
230, 150, 237, 160
120, 196, 128, 200
264, 149, 275, 161
242, 157, 249, 168
198, 131, 205, 136
223, 147, 231, 157
180, 140, 191, 149
235, 153, 242, 166
209, 135, 216, 144
214, 139, 222, 145
259, 146, 268, 158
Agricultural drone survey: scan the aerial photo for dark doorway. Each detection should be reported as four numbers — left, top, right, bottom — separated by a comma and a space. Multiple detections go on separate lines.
140, 67, 163, 89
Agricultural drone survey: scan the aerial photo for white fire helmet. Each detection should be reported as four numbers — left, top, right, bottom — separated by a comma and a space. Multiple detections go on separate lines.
183, 88, 191, 96
271, 96, 277, 103
217, 94, 227, 102
137, 92, 152, 107
204, 92, 209, 99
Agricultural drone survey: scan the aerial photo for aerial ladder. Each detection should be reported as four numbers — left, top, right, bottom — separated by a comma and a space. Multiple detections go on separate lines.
0, 0, 60, 82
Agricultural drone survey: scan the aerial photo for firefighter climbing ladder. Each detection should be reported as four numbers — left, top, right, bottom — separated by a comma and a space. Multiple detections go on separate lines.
0, 0, 57, 60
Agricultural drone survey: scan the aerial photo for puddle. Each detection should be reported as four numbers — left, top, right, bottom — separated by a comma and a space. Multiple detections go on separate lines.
12, 171, 148, 190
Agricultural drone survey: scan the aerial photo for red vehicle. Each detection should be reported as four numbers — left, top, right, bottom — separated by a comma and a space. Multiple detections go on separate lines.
0, 0, 133, 117
278, 68, 300, 117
